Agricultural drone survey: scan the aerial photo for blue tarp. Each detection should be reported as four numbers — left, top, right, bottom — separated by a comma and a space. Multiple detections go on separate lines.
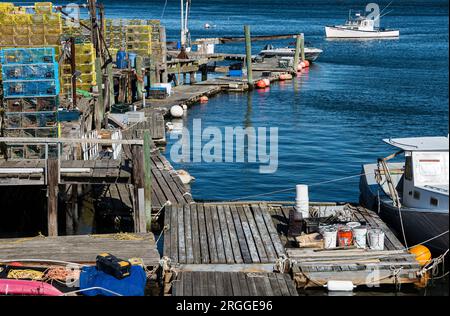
79, 265, 147, 296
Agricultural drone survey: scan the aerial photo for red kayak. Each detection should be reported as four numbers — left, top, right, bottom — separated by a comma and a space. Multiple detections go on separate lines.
0, 279, 62, 296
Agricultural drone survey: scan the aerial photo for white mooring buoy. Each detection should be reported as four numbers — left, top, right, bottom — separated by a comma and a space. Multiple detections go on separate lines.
325, 280, 356, 292
170, 105, 184, 118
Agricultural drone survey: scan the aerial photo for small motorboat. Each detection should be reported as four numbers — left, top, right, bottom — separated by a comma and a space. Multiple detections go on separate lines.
359, 136, 449, 254
0, 279, 63, 296
325, 11, 399, 39
259, 44, 323, 62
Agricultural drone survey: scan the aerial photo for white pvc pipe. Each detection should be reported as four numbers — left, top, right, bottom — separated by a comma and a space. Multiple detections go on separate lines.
295, 184, 309, 218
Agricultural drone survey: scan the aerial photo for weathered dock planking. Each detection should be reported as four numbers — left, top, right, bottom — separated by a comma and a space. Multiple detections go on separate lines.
266, 202, 423, 288
172, 272, 298, 296
0, 159, 131, 186
0, 233, 160, 268
150, 152, 194, 209
163, 203, 286, 265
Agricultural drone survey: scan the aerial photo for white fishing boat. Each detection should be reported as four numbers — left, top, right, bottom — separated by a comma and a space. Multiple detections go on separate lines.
259, 45, 323, 62
325, 11, 399, 39
359, 136, 449, 254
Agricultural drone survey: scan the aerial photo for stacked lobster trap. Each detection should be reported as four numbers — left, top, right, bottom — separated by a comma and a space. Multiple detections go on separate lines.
1, 47, 60, 159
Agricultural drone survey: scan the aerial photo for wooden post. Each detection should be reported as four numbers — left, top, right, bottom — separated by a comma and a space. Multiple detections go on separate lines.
293, 34, 301, 73
160, 26, 168, 83
200, 64, 208, 81
244, 25, 253, 88
300, 33, 305, 62
132, 144, 146, 233
70, 37, 77, 109
107, 63, 114, 109
47, 159, 59, 236
66, 184, 78, 235
143, 130, 152, 231
189, 72, 196, 84
95, 57, 104, 130
136, 55, 144, 101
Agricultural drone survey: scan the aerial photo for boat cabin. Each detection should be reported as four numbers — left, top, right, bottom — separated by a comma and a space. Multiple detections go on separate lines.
345, 13, 376, 31
384, 137, 449, 211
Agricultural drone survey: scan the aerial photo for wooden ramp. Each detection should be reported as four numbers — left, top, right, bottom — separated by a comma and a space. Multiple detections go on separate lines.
0, 233, 160, 269
163, 203, 286, 265
172, 272, 298, 296
267, 203, 423, 288
151, 153, 194, 209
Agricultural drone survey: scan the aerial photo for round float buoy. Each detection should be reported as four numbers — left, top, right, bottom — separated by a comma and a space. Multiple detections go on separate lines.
256, 80, 267, 88
170, 105, 184, 118
263, 78, 270, 86
181, 104, 188, 110
303, 60, 310, 68
409, 245, 432, 266
300, 61, 306, 68
200, 96, 209, 103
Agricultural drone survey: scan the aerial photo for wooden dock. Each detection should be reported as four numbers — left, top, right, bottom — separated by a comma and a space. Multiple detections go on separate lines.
172, 272, 298, 296
0, 233, 160, 269
161, 203, 300, 296
267, 202, 423, 288
163, 203, 285, 265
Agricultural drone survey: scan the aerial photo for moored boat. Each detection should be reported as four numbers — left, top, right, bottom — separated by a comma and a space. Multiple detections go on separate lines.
359, 136, 449, 254
259, 45, 323, 62
325, 11, 399, 39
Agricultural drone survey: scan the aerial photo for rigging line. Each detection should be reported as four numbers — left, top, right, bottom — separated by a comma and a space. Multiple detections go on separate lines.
161, 0, 169, 20
231, 172, 368, 201
379, 0, 394, 16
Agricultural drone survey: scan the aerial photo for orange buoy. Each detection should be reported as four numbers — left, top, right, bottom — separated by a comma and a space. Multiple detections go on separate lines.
256, 80, 267, 88
303, 60, 310, 68
263, 78, 270, 86
409, 245, 432, 266
199, 96, 209, 103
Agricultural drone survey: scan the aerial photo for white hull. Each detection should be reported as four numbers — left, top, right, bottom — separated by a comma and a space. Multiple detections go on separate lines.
325, 26, 399, 38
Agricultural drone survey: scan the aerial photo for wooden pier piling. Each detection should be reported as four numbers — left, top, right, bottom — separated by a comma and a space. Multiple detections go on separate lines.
46, 159, 59, 236
244, 25, 253, 88
293, 34, 301, 72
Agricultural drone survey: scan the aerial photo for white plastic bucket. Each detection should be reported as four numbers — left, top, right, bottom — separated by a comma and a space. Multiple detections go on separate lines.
368, 229, 385, 250
353, 227, 368, 249
295, 184, 309, 219
323, 229, 337, 249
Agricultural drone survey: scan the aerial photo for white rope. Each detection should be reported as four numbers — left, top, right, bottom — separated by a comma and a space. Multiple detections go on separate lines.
397, 205, 408, 249
62, 287, 122, 296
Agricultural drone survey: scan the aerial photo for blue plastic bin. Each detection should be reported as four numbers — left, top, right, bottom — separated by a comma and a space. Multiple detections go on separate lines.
116, 50, 128, 69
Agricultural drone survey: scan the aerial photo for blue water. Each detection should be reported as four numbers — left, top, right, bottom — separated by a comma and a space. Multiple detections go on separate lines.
15, 0, 447, 202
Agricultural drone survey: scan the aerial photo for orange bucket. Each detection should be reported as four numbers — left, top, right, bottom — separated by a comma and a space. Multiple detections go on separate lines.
337, 227, 353, 247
